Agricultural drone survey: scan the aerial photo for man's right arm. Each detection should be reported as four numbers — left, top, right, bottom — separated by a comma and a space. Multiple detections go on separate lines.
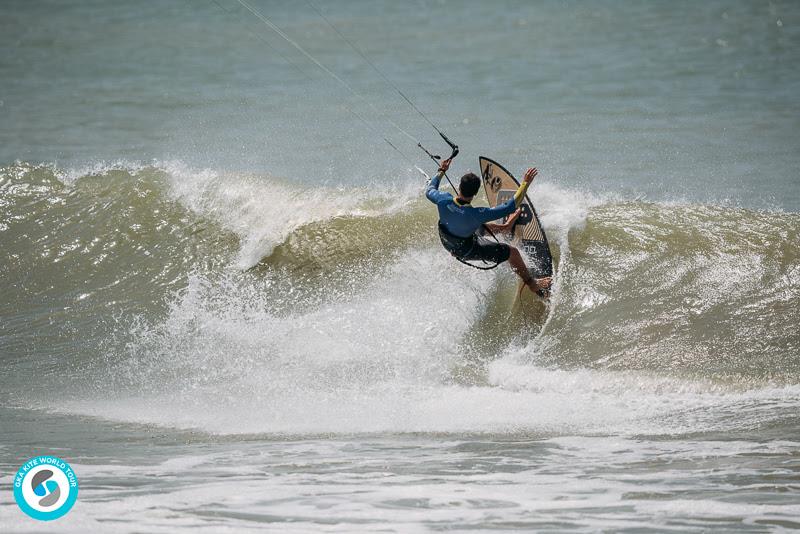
476, 167, 538, 222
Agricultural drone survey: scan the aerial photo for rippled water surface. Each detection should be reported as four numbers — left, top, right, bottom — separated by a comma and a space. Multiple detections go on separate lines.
1, 0, 799, 531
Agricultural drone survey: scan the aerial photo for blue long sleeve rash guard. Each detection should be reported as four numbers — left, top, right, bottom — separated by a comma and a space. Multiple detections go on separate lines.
425, 173, 521, 238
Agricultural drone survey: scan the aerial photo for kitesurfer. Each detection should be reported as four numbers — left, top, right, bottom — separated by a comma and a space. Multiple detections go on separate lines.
426, 159, 551, 296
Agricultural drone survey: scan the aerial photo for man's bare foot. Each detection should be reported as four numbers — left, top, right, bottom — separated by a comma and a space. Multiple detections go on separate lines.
528, 277, 552, 298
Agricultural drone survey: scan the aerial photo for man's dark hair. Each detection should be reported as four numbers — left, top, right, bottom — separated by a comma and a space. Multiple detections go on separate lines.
459, 173, 481, 198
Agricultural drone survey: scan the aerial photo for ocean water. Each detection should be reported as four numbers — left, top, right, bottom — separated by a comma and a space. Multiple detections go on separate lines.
1, 0, 799, 531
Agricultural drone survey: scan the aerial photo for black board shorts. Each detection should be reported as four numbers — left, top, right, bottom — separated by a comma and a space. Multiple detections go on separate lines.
438, 224, 511, 265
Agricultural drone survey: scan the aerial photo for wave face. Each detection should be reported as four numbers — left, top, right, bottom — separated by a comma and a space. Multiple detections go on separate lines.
2, 161, 799, 435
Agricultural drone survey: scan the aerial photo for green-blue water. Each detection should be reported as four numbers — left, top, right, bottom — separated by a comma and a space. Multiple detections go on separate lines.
1, 1, 799, 531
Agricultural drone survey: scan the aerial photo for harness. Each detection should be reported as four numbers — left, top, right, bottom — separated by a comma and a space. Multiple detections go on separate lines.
437, 223, 501, 271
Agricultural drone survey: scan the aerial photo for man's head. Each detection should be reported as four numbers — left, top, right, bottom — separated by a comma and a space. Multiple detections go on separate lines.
458, 172, 480, 200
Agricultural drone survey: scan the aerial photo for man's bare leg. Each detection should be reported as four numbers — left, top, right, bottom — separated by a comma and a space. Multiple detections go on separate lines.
508, 246, 552, 296
507, 246, 535, 290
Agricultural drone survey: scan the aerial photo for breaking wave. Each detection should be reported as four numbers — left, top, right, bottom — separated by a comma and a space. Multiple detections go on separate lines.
2, 161, 798, 436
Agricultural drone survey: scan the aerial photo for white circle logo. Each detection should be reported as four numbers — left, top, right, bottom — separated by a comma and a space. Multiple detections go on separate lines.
13, 455, 78, 521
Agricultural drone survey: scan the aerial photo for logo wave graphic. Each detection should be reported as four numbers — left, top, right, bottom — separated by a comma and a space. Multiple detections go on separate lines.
30, 469, 61, 507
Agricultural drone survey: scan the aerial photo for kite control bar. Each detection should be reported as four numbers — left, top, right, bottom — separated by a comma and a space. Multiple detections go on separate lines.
418, 130, 461, 196
418, 131, 459, 167
439, 131, 459, 161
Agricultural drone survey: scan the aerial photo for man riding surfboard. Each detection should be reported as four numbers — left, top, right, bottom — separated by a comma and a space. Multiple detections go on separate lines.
426, 158, 551, 296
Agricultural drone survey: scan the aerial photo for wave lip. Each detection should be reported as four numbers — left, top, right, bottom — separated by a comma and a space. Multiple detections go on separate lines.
161, 161, 421, 270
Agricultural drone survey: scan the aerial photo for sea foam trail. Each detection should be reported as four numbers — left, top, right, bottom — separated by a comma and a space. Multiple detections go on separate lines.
60, 241, 799, 436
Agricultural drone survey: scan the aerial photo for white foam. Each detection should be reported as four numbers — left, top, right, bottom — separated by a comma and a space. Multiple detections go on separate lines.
60, 159, 148, 184
58, 280, 800, 436
533, 181, 600, 241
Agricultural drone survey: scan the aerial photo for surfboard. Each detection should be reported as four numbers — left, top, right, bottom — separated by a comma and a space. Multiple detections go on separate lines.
479, 157, 553, 296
